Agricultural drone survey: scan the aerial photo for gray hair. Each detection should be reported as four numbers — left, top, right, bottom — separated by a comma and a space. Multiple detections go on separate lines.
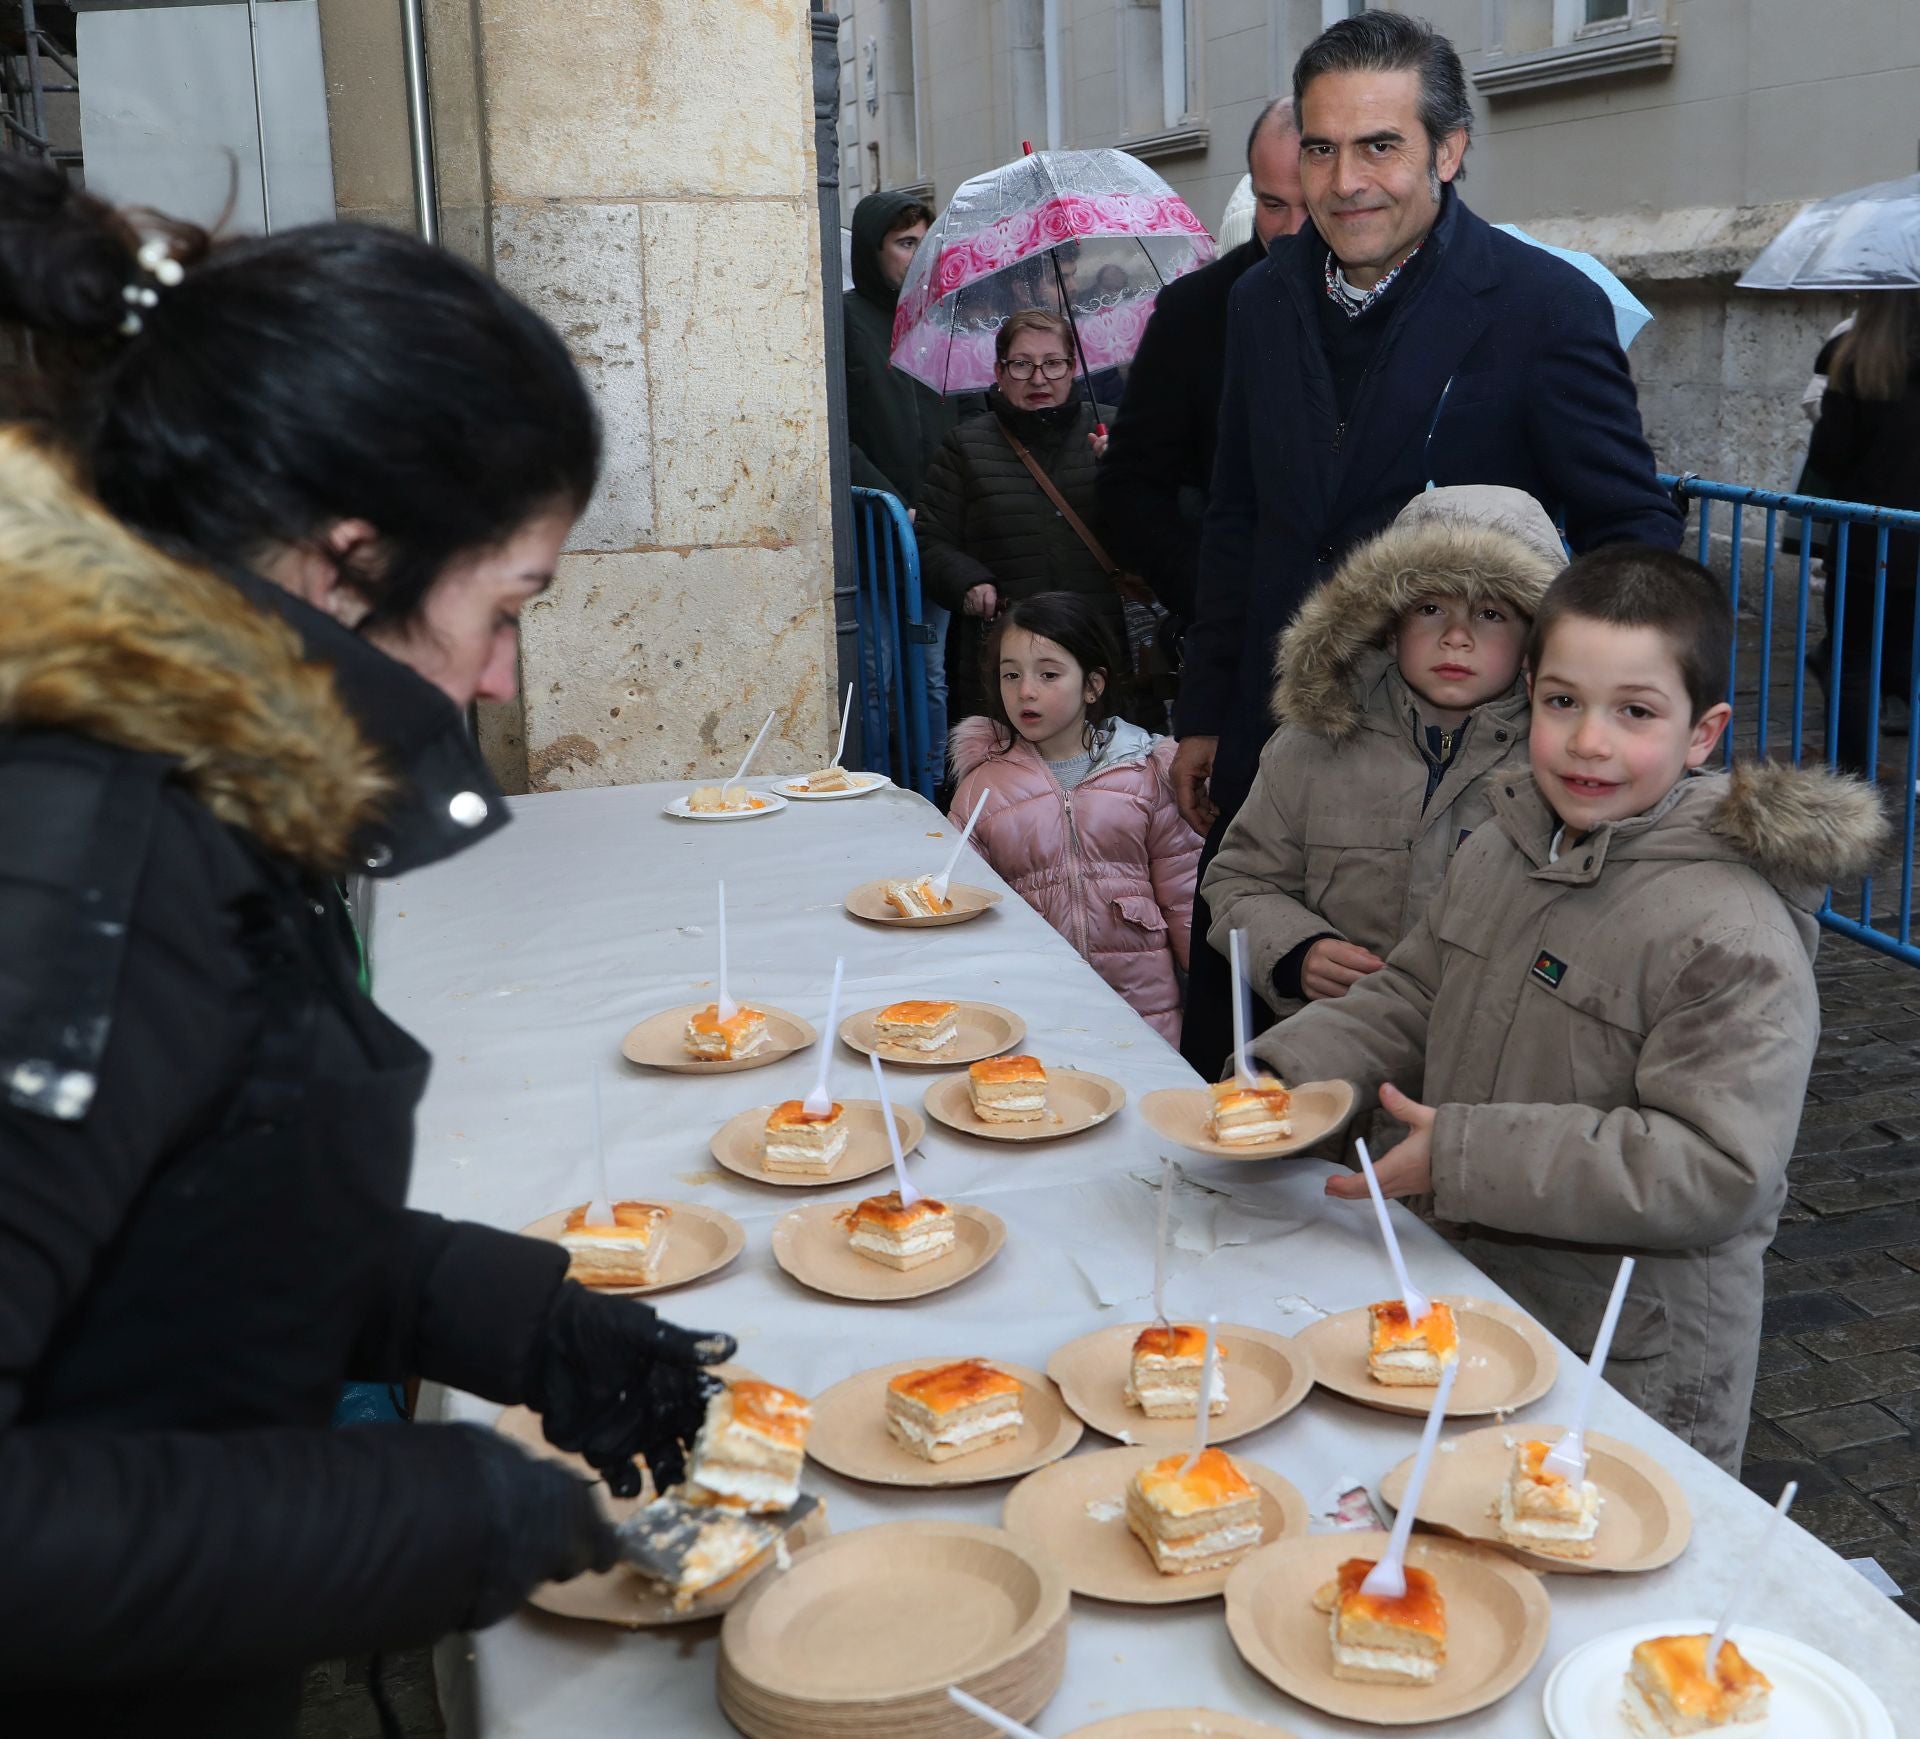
1244, 96, 1297, 167
1292, 13, 1472, 182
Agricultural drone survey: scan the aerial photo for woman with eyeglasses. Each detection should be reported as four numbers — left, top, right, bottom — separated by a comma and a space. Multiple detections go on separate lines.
914, 310, 1124, 721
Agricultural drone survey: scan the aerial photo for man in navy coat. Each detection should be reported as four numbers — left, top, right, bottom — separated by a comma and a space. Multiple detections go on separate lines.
1173, 11, 1682, 1076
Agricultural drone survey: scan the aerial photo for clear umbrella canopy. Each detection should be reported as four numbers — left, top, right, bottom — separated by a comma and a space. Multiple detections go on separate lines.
889, 147, 1214, 395
1739, 173, 1920, 292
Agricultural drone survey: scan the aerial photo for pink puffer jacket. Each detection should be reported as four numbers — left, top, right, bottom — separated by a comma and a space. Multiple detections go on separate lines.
949, 717, 1202, 1042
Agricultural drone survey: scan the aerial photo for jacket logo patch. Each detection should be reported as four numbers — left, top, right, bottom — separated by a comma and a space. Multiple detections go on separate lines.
1530, 951, 1568, 990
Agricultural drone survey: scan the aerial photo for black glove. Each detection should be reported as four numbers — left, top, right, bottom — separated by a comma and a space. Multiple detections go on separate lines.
524, 1281, 737, 1498
457, 1423, 619, 1630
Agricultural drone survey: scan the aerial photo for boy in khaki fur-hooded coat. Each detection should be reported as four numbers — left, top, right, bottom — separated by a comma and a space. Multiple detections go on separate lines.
1205, 485, 1563, 1022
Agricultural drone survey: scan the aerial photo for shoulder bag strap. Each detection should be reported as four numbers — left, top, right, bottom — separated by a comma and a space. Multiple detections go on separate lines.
994, 414, 1119, 577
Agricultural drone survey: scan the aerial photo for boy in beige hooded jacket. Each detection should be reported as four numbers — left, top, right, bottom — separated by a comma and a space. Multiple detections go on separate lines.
1254, 546, 1886, 1473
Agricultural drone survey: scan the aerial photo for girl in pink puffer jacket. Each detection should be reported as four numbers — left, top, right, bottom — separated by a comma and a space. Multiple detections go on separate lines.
948, 593, 1202, 1043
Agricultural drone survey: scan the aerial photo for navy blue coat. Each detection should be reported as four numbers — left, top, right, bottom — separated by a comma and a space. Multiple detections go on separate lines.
1178, 189, 1683, 809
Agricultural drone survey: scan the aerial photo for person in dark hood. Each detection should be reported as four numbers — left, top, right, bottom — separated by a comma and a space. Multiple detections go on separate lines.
0, 158, 735, 1736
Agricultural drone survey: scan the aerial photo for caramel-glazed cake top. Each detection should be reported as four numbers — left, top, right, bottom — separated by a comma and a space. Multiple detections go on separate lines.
887, 1358, 1021, 1413
1131, 1323, 1229, 1362
841, 1190, 951, 1230
1134, 1446, 1254, 1515
1369, 1298, 1459, 1359
725, 1380, 813, 1449
563, 1201, 668, 1241
689, 1004, 764, 1039
1515, 1440, 1567, 1487
878, 999, 959, 1025
1208, 1075, 1291, 1113
766, 1099, 845, 1129
1333, 1558, 1447, 1641
970, 1054, 1045, 1085
1633, 1635, 1770, 1717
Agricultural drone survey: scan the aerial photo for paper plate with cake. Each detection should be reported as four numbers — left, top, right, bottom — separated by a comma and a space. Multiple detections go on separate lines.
521, 1199, 746, 1296
807, 1355, 1083, 1487
1046, 1319, 1314, 1447
1225, 1529, 1551, 1724
839, 998, 1026, 1067
1295, 1293, 1558, 1418
844, 874, 1002, 925
1380, 1424, 1691, 1574
621, 999, 816, 1074
663, 783, 789, 821
1140, 1075, 1354, 1159
771, 1192, 1006, 1300
709, 1096, 925, 1189
773, 765, 892, 800
1543, 1618, 1893, 1739
1003, 1443, 1308, 1605
923, 1056, 1126, 1141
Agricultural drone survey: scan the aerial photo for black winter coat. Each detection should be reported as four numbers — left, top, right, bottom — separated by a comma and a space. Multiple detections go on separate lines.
1181, 187, 1683, 813
915, 387, 1122, 718
1097, 237, 1266, 619
0, 436, 569, 1733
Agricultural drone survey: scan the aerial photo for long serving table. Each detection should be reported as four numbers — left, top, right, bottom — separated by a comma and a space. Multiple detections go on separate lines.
371, 777, 1917, 1738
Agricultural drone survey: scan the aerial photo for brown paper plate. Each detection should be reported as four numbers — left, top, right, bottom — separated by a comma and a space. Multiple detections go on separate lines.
1380, 1424, 1691, 1574
709, 1099, 927, 1190
808, 1356, 1083, 1487
770, 1200, 1006, 1300
1294, 1295, 1558, 1418
922, 1067, 1127, 1143
1224, 1530, 1551, 1726
1064, 1712, 1303, 1738
621, 1002, 817, 1074
1002, 1445, 1308, 1605
518, 1200, 745, 1296
1046, 1321, 1315, 1448
844, 879, 1003, 926
840, 1001, 1026, 1068
1138, 1080, 1355, 1159
718, 1520, 1068, 1733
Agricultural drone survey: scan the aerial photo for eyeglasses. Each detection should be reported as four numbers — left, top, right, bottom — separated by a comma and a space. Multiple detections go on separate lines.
1002, 356, 1073, 381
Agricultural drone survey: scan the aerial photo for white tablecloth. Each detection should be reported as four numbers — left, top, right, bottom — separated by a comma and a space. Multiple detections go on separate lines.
370, 778, 1917, 1738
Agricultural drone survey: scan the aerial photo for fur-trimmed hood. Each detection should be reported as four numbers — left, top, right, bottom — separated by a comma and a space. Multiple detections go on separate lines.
1273, 485, 1564, 740
0, 430, 392, 868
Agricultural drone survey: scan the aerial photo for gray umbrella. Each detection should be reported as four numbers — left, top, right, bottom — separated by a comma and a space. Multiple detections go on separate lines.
1738, 172, 1920, 291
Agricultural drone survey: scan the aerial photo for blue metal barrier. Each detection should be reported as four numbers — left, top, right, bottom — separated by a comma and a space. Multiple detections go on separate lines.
1661, 474, 1920, 967
851, 486, 939, 799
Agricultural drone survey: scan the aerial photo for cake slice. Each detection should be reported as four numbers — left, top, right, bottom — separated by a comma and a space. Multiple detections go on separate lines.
558, 1201, 670, 1287
1205, 1075, 1294, 1145
684, 1003, 770, 1061
884, 1359, 1023, 1462
762, 1099, 848, 1174
804, 765, 855, 792
873, 999, 959, 1052
1125, 1447, 1263, 1575
1366, 1298, 1460, 1387
687, 784, 759, 813
883, 876, 953, 917
1621, 1634, 1771, 1736
679, 1380, 812, 1513
1124, 1323, 1229, 1418
968, 1055, 1047, 1123
1313, 1557, 1447, 1686
1495, 1438, 1602, 1559
841, 1191, 957, 1269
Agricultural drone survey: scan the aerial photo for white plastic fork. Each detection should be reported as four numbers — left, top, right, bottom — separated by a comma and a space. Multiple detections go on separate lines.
932, 790, 989, 903
714, 880, 737, 1022
721, 709, 775, 803
1177, 1314, 1220, 1474
869, 1051, 918, 1205
1360, 1360, 1458, 1601
802, 957, 844, 1117
1355, 1137, 1429, 1325
1542, 1255, 1635, 1483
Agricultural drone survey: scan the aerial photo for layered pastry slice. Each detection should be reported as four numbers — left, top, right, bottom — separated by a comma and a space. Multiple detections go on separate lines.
558, 1201, 670, 1287
624, 1498, 788, 1611
842, 1191, 956, 1269
1621, 1634, 1771, 1736
1366, 1298, 1459, 1387
1205, 1075, 1293, 1145
687, 784, 761, 813
884, 1359, 1023, 1462
680, 1379, 813, 1513
968, 1054, 1047, 1123
874, 999, 960, 1052
883, 876, 953, 917
1495, 1438, 1602, 1559
1123, 1323, 1229, 1418
1125, 1447, 1263, 1576
762, 1099, 848, 1175
804, 765, 855, 792
683, 1002, 770, 1061
1313, 1557, 1448, 1686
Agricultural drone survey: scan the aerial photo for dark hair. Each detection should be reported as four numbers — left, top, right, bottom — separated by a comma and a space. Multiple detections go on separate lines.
1244, 96, 1297, 167
0, 155, 599, 630
1292, 13, 1473, 178
887, 201, 936, 235
994, 308, 1074, 366
1830, 289, 1920, 402
1525, 546, 1732, 722
981, 592, 1126, 753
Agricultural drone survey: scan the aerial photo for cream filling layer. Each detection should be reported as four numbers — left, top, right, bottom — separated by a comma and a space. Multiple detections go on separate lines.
1212, 1116, 1292, 1143
1329, 1632, 1441, 1684
1150, 1521, 1262, 1560
879, 1024, 958, 1051
850, 1227, 955, 1258
888, 1405, 1020, 1448
764, 1127, 848, 1168
684, 1465, 801, 1508
1372, 1348, 1446, 1372
1125, 1368, 1229, 1410
975, 1090, 1045, 1111
1498, 1483, 1601, 1542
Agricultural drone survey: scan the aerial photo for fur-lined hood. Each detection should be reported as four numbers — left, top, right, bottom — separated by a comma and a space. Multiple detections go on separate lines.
0, 430, 388, 867
1272, 485, 1564, 740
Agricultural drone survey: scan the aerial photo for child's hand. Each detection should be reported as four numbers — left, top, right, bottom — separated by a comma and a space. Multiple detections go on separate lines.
1324, 1084, 1434, 1200
1301, 938, 1387, 1000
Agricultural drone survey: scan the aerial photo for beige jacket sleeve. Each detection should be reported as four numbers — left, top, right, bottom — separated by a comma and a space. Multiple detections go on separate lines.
1428, 921, 1812, 1250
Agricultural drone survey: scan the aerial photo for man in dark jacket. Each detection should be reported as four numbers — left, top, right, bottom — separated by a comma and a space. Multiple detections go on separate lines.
1171, 13, 1682, 1076
1098, 96, 1308, 621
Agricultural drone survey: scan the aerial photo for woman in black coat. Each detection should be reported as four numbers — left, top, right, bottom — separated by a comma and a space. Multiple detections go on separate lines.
0, 162, 731, 1735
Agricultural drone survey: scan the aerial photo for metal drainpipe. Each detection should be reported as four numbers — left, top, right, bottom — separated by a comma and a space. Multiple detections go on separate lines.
399, 0, 439, 245
19, 0, 47, 153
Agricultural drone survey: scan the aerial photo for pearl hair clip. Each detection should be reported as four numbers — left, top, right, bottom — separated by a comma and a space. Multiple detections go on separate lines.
118, 236, 185, 337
